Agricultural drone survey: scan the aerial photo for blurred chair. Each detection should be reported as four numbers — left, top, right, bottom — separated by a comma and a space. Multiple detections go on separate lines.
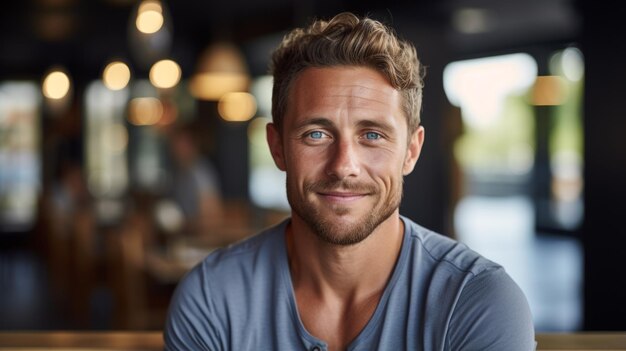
41, 160, 98, 325
106, 198, 171, 330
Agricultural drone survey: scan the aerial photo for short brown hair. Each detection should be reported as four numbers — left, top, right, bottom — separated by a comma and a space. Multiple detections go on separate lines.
270, 12, 424, 134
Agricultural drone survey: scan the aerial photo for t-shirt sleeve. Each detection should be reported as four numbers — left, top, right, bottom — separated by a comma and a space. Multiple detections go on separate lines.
164, 264, 221, 351
446, 267, 536, 351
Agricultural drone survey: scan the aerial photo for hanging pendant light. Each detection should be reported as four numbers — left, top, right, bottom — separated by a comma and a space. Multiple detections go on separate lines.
189, 42, 250, 101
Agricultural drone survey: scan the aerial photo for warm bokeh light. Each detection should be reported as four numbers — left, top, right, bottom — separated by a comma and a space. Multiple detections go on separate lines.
149, 59, 181, 89
190, 43, 250, 100
102, 61, 131, 90
136, 0, 163, 34
128, 97, 164, 125
156, 97, 178, 126
532, 75, 568, 106
42, 70, 71, 99
218, 92, 257, 122
189, 73, 249, 101
136, 9, 163, 34
138, 0, 163, 14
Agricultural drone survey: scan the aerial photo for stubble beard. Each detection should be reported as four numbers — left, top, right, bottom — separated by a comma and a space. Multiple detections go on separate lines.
287, 177, 403, 246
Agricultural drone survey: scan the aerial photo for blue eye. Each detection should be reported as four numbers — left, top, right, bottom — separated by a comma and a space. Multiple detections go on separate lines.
365, 132, 381, 140
309, 131, 324, 139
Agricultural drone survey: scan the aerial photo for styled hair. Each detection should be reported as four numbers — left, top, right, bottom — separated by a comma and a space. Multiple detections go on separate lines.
270, 12, 424, 134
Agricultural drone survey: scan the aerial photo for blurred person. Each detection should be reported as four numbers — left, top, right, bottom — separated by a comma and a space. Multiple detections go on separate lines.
50, 159, 89, 229
166, 124, 223, 236
165, 12, 535, 350
47, 157, 98, 323
46, 159, 87, 296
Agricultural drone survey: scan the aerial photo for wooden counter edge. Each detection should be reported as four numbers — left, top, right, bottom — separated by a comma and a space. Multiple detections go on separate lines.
0, 331, 163, 349
537, 332, 626, 350
1, 331, 626, 350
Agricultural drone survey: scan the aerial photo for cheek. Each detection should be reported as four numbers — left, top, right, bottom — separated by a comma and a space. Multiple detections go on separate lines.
288, 143, 328, 167
364, 151, 404, 186
366, 146, 405, 170
285, 148, 323, 178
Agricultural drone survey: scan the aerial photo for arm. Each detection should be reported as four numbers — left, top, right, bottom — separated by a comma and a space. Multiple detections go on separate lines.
164, 265, 221, 351
446, 268, 536, 351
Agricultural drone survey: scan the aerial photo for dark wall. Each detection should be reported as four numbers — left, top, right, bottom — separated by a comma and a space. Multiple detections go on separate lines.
581, 2, 626, 330
400, 23, 451, 235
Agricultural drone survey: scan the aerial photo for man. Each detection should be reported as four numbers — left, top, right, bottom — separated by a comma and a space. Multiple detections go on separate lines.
165, 12, 535, 350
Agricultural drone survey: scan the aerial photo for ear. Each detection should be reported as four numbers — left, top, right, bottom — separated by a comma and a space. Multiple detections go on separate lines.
266, 122, 286, 171
402, 126, 425, 175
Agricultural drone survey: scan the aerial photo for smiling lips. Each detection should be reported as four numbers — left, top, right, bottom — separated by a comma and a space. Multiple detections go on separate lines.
317, 191, 369, 203
305, 179, 376, 204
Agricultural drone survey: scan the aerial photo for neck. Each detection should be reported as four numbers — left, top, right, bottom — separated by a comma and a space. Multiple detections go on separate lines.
286, 212, 404, 301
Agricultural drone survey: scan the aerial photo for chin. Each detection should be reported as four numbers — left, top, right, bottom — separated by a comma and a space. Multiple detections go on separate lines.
309, 209, 395, 246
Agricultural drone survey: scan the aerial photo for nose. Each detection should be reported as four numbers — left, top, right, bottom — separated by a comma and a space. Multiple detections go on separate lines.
325, 138, 361, 180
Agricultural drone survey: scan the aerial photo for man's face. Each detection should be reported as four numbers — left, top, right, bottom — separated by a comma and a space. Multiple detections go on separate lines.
267, 66, 424, 245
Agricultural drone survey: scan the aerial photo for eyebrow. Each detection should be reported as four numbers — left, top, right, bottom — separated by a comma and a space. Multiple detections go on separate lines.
293, 117, 397, 135
293, 117, 335, 131
355, 119, 396, 135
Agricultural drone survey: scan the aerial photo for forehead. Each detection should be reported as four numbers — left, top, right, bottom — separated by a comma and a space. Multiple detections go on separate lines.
286, 66, 402, 122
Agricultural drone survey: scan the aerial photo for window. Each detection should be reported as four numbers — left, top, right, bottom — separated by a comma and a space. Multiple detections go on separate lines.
444, 50, 584, 331
0, 82, 41, 232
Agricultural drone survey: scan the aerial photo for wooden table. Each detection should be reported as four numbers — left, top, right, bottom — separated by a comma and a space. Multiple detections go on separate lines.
0, 332, 163, 350
536, 332, 626, 350
144, 240, 218, 284
1, 332, 625, 350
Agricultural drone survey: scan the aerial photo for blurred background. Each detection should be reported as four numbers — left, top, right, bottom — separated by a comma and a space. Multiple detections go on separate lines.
1, 0, 625, 333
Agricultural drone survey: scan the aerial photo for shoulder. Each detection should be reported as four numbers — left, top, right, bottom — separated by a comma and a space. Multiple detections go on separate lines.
403, 217, 500, 276
400, 217, 535, 350
164, 220, 289, 350
446, 268, 535, 350
181, 219, 288, 296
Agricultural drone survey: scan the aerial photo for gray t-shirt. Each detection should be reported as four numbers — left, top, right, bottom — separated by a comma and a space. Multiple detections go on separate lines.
165, 216, 535, 350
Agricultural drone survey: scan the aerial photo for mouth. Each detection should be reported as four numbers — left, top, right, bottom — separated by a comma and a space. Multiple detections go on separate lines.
317, 191, 369, 203
305, 180, 376, 204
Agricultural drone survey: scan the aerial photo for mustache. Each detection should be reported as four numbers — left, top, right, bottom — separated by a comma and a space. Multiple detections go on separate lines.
304, 179, 377, 194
